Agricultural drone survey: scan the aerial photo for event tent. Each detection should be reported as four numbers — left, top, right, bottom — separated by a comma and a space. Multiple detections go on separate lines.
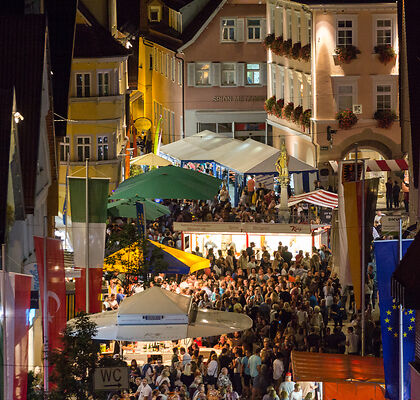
287, 189, 338, 208
160, 132, 318, 200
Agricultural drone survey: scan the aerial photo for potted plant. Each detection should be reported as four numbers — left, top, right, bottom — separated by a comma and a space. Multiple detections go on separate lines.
374, 44, 396, 64
283, 102, 294, 120
291, 42, 302, 60
373, 109, 397, 128
334, 45, 361, 64
274, 98, 285, 117
263, 33, 275, 50
336, 109, 358, 129
282, 39, 293, 57
300, 109, 312, 128
271, 36, 283, 55
292, 105, 303, 123
264, 96, 276, 114
300, 44, 311, 61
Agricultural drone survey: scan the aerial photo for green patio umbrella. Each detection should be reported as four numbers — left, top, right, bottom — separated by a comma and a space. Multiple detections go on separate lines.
110, 166, 222, 200
107, 198, 170, 220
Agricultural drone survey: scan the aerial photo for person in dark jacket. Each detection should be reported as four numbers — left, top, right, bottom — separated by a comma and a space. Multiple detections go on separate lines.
386, 177, 393, 209
392, 181, 400, 208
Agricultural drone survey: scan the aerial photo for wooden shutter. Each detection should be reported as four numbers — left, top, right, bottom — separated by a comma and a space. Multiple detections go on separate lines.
260, 63, 267, 86
187, 63, 195, 86
237, 62, 245, 86
261, 18, 267, 40
212, 63, 221, 87
236, 18, 245, 42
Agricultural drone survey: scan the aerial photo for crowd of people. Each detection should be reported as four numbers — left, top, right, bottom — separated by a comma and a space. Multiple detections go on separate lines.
103, 235, 380, 400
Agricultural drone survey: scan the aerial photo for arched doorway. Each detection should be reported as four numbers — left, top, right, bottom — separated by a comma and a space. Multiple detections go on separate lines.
344, 148, 388, 207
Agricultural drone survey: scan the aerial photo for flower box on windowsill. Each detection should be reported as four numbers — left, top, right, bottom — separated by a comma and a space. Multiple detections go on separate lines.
333, 45, 361, 65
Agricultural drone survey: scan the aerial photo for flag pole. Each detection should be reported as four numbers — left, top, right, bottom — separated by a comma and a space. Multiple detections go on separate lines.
43, 216, 49, 396
361, 158, 366, 356
1, 243, 7, 400
85, 159, 89, 314
398, 218, 404, 400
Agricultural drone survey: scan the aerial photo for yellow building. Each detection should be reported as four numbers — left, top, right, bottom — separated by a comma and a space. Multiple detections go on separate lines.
57, 2, 130, 214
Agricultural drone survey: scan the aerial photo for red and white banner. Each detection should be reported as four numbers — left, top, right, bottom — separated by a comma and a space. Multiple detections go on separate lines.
1, 271, 32, 400
75, 268, 103, 314
34, 237, 66, 354
366, 159, 408, 172
288, 189, 338, 209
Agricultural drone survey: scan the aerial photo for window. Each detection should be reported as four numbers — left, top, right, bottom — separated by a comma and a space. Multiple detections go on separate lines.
307, 15, 312, 44
149, 6, 161, 22
298, 78, 303, 106
221, 63, 236, 86
76, 73, 90, 97
198, 123, 216, 132
165, 54, 169, 77
246, 63, 260, 85
97, 136, 109, 161
195, 63, 210, 86
171, 57, 175, 81
170, 112, 175, 142
97, 72, 109, 96
247, 19, 261, 41
160, 51, 164, 74
289, 72, 294, 102
337, 19, 353, 47
154, 48, 158, 71
337, 85, 353, 111
278, 7, 284, 37
149, 54, 153, 70
376, 19, 392, 46
286, 10, 292, 40
270, 64, 276, 97
376, 84, 392, 111
279, 69, 285, 99
296, 12, 301, 42
218, 123, 232, 133
77, 137, 91, 162
60, 137, 70, 162
177, 60, 182, 85
270, 5, 276, 34
221, 19, 236, 41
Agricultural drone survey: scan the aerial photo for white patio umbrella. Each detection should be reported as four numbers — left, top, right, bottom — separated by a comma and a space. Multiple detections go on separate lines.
73, 287, 252, 341
130, 153, 172, 167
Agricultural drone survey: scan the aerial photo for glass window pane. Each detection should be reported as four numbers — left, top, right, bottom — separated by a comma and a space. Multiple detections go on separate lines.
218, 123, 232, 133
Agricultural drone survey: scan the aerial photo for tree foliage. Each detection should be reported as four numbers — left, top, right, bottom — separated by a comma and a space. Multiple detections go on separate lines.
48, 313, 102, 400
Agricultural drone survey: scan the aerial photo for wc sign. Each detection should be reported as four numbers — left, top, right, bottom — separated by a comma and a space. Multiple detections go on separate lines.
94, 367, 129, 391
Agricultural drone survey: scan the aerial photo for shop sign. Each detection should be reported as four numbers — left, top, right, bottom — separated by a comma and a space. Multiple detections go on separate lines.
173, 222, 311, 235
94, 367, 129, 391
381, 216, 400, 232
212, 95, 266, 102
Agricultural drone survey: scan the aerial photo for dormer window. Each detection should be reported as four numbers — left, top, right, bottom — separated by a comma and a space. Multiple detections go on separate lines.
149, 6, 161, 22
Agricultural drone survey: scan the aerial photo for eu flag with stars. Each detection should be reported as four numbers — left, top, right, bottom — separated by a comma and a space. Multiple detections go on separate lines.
374, 240, 415, 400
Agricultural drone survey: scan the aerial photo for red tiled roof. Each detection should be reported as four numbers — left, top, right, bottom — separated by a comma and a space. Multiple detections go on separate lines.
0, 15, 48, 214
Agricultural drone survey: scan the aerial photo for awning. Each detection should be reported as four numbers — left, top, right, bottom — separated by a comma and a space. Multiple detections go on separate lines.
392, 230, 420, 309
291, 351, 385, 383
366, 159, 408, 172
288, 189, 338, 208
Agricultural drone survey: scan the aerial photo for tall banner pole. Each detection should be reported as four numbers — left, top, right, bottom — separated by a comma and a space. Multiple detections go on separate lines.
43, 216, 49, 396
361, 159, 366, 356
398, 218, 404, 400
85, 159, 89, 313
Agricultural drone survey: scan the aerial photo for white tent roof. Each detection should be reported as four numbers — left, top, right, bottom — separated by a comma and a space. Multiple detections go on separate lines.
119, 286, 191, 315
160, 131, 316, 174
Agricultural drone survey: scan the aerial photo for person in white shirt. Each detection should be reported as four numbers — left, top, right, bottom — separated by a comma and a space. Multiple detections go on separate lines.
135, 378, 152, 400
289, 383, 303, 400
346, 326, 359, 355
180, 347, 192, 366
272, 354, 284, 390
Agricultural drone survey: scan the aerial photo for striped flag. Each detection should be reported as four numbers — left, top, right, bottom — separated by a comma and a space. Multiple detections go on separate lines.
69, 177, 109, 313
0, 271, 32, 400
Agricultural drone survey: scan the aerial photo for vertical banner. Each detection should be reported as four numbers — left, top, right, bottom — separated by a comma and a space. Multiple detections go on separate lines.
1, 272, 32, 400
136, 202, 146, 239
69, 177, 109, 313
34, 237, 66, 353
153, 117, 163, 155
374, 240, 415, 400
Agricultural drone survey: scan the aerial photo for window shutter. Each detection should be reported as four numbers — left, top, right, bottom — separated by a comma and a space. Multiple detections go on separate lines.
187, 63, 195, 86
212, 63, 221, 87
260, 63, 267, 86
236, 18, 245, 42
237, 62, 245, 87
261, 18, 267, 41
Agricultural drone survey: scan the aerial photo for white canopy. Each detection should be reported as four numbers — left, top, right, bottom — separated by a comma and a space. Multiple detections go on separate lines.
160, 131, 316, 174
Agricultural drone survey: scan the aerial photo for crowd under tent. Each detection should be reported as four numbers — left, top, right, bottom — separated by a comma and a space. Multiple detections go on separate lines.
160, 131, 318, 204
291, 351, 386, 400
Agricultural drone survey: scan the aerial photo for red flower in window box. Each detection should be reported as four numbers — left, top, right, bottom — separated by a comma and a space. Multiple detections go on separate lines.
336, 109, 358, 129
